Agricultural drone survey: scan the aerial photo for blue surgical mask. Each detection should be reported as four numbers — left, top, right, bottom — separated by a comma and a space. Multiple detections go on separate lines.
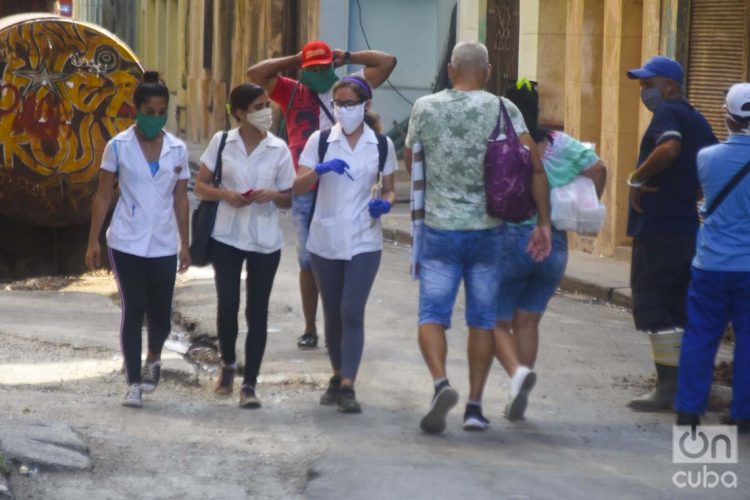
640, 87, 664, 112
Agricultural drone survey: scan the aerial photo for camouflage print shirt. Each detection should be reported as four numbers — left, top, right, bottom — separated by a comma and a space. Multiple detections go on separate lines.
405, 90, 528, 230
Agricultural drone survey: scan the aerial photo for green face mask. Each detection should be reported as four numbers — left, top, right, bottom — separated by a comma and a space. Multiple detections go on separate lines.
300, 66, 339, 93
135, 112, 167, 139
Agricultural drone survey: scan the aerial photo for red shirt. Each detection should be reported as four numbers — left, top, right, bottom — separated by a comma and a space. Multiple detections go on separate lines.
270, 76, 335, 170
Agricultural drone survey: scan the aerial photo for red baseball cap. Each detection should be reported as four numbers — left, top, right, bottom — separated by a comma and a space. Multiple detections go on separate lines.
301, 40, 333, 68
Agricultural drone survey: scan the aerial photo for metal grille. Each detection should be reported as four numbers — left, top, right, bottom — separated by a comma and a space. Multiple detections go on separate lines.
486, 0, 520, 96
687, 0, 749, 140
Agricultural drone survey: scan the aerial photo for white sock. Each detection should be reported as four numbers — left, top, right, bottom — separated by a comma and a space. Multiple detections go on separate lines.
434, 377, 448, 389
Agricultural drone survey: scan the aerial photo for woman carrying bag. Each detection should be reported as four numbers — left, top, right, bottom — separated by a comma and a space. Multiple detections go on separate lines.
494, 80, 607, 423
194, 84, 294, 408
293, 76, 397, 413
86, 71, 191, 408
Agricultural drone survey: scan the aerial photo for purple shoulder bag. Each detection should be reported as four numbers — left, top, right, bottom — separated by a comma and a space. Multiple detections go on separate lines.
484, 99, 537, 222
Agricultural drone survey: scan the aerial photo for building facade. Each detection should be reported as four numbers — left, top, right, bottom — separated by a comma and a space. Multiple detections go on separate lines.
459, 0, 750, 259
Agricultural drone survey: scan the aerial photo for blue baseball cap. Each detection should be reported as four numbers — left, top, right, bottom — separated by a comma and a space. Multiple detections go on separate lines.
627, 56, 684, 84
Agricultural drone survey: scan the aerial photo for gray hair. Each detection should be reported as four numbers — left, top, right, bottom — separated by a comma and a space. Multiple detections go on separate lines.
450, 41, 489, 71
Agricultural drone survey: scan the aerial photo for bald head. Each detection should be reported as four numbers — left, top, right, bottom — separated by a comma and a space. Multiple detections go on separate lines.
448, 41, 491, 91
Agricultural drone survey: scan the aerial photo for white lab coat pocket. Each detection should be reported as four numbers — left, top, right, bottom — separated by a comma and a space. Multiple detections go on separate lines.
110, 203, 140, 242
307, 216, 352, 260
353, 211, 381, 249
212, 203, 235, 238
255, 209, 279, 249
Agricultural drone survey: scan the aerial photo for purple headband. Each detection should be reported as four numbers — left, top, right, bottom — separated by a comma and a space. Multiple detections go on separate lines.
341, 76, 372, 99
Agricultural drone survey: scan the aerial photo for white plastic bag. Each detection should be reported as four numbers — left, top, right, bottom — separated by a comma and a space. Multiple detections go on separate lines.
550, 176, 606, 235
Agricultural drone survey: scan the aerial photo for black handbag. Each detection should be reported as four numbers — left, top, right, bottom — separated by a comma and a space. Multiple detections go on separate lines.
189, 131, 228, 266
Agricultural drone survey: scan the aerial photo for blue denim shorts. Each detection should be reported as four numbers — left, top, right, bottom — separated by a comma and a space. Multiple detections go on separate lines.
291, 192, 315, 270
496, 225, 568, 320
418, 226, 502, 330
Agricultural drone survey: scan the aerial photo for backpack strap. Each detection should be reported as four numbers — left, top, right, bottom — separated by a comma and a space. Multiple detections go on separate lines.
312, 92, 336, 124
309, 129, 332, 228
376, 133, 388, 172
317, 129, 332, 163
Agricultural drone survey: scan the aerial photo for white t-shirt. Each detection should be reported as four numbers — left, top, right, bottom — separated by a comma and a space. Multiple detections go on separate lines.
200, 129, 295, 253
298, 123, 398, 260
102, 126, 189, 258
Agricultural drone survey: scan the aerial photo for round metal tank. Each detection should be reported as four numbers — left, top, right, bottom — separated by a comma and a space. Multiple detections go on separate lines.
0, 14, 143, 227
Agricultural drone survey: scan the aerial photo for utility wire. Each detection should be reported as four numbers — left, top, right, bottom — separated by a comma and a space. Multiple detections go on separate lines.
354, 0, 414, 106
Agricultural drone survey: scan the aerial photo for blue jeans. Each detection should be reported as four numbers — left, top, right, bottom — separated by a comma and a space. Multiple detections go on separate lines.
291, 192, 315, 270
496, 225, 568, 320
676, 267, 750, 419
418, 226, 502, 330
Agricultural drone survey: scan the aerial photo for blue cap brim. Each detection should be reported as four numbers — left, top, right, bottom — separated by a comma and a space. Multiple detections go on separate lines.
627, 68, 656, 79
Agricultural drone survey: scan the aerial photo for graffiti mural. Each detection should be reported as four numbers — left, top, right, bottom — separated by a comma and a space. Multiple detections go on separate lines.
0, 14, 143, 227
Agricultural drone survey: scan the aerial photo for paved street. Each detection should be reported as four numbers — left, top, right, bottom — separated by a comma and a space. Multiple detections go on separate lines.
0, 219, 746, 499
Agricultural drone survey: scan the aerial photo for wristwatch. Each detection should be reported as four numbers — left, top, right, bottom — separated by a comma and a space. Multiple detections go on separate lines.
343, 51, 351, 64
627, 171, 644, 188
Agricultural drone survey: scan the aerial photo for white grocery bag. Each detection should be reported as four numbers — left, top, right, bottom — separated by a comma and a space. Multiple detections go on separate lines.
550, 176, 606, 235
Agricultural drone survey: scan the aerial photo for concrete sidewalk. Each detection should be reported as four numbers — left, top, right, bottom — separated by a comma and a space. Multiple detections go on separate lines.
381, 197, 632, 309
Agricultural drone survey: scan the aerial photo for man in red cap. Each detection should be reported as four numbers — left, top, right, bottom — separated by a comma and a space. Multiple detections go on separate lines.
247, 41, 396, 350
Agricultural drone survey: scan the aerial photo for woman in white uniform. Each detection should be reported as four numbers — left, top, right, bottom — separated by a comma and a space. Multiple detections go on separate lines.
86, 71, 191, 408
194, 84, 294, 409
294, 76, 397, 413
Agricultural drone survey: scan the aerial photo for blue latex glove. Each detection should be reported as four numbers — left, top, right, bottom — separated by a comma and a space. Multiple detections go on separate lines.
315, 158, 350, 176
368, 199, 392, 219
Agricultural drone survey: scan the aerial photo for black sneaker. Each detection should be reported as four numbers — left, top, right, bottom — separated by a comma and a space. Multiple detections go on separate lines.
239, 386, 261, 409
677, 412, 701, 427
297, 333, 319, 350
141, 361, 161, 394
337, 386, 362, 414
213, 365, 235, 398
463, 404, 490, 432
420, 381, 459, 434
320, 375, 342, 406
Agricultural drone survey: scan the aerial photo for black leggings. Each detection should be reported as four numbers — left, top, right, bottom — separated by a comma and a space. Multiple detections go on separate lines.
310, 251, 381, 380
109, 249, 177, 385
211, 239, 281, 387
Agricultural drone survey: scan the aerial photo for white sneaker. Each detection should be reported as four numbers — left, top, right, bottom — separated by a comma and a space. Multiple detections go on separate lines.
122, 384, 143, 408
506, 367, 536, 421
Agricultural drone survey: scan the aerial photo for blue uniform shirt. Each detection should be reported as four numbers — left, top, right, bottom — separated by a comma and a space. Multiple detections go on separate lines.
693, 134, 750, 271
627, 100, 717, 237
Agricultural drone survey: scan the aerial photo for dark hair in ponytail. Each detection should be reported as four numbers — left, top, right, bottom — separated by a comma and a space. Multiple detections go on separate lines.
229, 83, 265, 121
504, 81, 553, 145
332, 78, 382, 133
134, 71, 170, 108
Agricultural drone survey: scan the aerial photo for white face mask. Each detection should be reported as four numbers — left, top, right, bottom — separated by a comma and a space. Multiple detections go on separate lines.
246, 107, 273, 133
334, 103, 365, 134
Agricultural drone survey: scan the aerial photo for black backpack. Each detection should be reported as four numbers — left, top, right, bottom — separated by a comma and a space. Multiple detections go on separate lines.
307, 129, 389, 227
